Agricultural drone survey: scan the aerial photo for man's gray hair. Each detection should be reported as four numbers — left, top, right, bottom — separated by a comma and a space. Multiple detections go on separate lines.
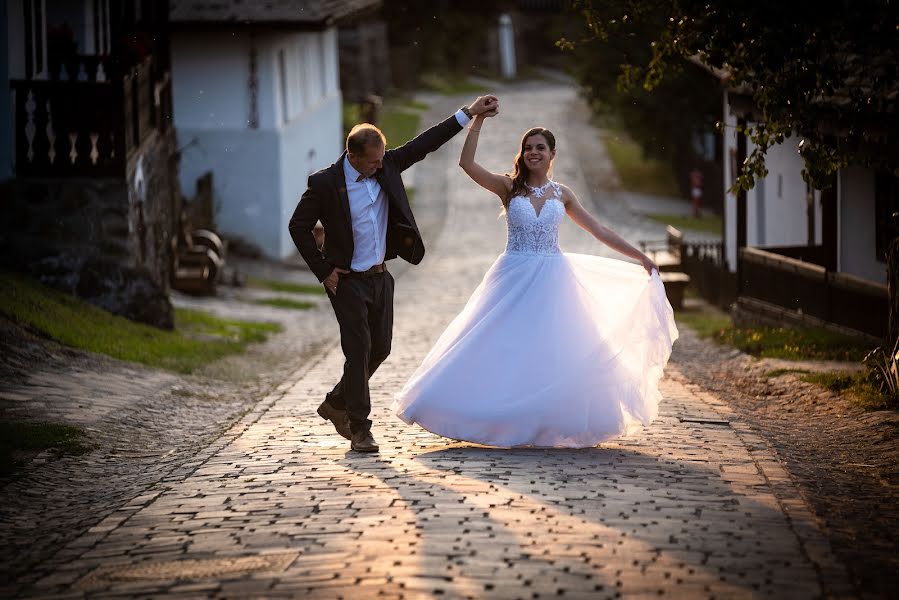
346, 124, 386, 155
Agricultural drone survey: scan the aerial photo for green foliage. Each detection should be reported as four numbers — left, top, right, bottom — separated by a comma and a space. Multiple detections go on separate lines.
252, 297, 315, 311
564, 0, 899, 191
381, 2, 504, 77
603, 131, 680, 196
563, 2, 721, 197
0, 271, 280, 374
862, 340, 899, 406
1, 422, 92, 476
246, 277, 325, 295
645, 213, 722, 235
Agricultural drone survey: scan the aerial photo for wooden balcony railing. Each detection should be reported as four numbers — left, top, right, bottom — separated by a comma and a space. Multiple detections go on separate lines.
11, 58, 166, 178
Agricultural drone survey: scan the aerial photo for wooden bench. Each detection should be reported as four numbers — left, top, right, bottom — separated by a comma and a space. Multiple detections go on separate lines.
659, 271, 690, 310
640, 225, 691, 308
639, 225, 683, 272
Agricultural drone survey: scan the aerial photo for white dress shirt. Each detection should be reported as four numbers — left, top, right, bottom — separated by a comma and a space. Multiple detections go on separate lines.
344, 109, 471, 272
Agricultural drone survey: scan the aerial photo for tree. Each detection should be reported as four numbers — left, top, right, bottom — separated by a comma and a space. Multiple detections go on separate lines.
564, 0, 899, 341
562, 5, 722, 206
561, 0, 899, 192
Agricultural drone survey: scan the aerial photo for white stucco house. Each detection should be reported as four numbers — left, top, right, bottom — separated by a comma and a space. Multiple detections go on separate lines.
719, 88, 897, 338
722, 92, 890, 284
169, 0, 380, 259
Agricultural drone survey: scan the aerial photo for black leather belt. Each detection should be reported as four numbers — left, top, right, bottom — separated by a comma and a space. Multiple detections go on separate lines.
343, 263, 387, 278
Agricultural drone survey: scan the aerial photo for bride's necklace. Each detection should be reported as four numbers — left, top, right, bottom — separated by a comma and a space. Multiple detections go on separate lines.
525, 180, 554, 198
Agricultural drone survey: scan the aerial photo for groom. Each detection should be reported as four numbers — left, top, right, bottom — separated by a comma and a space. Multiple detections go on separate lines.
288, 95, 499, 452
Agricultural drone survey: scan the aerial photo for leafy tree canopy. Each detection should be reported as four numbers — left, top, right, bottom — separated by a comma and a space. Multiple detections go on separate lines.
560, 0, 899, 191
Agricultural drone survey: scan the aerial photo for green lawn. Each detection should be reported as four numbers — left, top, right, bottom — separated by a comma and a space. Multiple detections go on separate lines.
343, 98, 428, 149
645, 213, 723, 235
381, 110, 422, 148
1, 271, 281, 374
419, 73, 489, 96
676, 288, 896, 409
763, 370, 895, 411
253, 297, 316, 311
603, 131, 680, 197
675, 310, 873, 362
0, 422, 92, 476
247, 277, 325, 295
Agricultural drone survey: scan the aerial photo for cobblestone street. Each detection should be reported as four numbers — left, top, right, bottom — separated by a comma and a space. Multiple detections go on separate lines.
6, 82, 860, 598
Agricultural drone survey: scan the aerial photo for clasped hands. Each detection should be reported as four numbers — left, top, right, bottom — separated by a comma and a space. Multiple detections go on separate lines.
468, 95, 500, 119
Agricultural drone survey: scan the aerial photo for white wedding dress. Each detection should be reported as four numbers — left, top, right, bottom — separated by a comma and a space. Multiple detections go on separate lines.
391, 182, 679, 448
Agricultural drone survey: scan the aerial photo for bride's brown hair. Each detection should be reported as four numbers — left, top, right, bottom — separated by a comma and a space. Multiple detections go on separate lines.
505, 127, 556, 206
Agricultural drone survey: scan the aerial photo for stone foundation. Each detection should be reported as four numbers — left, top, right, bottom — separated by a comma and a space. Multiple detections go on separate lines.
0, 130, 180, 329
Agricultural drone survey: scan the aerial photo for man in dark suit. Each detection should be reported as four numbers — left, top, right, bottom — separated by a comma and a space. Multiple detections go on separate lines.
289, 95, 499, 452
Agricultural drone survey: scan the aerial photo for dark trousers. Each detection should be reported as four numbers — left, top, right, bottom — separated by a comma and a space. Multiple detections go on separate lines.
325, 270, 394, 434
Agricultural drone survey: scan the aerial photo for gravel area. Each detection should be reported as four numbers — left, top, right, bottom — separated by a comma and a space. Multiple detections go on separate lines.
670, 321, 899, 598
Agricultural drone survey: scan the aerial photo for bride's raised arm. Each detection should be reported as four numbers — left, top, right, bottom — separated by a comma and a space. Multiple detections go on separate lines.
459, 113, 511, 200
560, 185, 658, 274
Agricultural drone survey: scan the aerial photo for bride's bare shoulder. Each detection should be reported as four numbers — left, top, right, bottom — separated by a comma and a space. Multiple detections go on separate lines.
555, 182, 577, 204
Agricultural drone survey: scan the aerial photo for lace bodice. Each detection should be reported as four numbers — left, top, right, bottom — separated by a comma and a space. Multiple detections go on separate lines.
505, 181, 564, 255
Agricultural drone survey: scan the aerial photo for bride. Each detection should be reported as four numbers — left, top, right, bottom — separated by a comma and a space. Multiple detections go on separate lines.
391, 106, 679, 448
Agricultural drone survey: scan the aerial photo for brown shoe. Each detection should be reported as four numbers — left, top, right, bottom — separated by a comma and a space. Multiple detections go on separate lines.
350, 430, 379, 453
317, 400, 351, 440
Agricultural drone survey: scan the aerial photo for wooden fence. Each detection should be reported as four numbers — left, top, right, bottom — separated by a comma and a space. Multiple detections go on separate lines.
739, 246, 887, 339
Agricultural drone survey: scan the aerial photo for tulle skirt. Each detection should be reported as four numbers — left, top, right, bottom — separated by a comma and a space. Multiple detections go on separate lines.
391, 251, 679, 448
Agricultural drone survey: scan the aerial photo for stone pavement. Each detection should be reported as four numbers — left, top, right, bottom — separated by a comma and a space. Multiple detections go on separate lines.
12, 81, 855, 598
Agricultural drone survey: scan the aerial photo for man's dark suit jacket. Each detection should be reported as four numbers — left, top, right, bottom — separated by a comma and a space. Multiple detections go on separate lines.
288, 114, 464, 282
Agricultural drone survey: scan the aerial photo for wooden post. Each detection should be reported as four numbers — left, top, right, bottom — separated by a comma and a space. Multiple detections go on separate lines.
820, 172, 838, 271
736, 118, 747, 294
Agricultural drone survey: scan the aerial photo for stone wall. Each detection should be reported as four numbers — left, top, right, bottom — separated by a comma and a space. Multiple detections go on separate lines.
0, 128, 180, 329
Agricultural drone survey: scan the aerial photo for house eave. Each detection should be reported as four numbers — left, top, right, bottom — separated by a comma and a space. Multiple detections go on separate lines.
168, 19, 334, 32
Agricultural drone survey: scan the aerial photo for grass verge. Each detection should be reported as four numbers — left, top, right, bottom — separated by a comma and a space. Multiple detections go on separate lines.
797, 372, 897, 410
603, 131, 680, 197
380, 110, 421, 148
253, 297, 316, 311
420, 73, 488, 96
677, 311, 872, 361
765, 369, 895, 410
1, 271, 281, 374
645, 213, 723, 235
675, 303, 873, 361
678, 302, 898, 409
343, 97, 430, 148
1, 422, 92, 476
247, 277, 325, 295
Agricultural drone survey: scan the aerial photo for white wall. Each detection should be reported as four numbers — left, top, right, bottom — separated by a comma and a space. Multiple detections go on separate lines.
171, 28, 343, 258
748, 135, 821, 249
277, 97, 342, 257
723, 92, 823, 271
273, 28, 342, 258
839, 167, 885, 282
171, 32, 251, 129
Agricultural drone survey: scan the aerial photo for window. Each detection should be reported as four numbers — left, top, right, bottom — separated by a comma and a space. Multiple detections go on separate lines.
278, 49, 289, 123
